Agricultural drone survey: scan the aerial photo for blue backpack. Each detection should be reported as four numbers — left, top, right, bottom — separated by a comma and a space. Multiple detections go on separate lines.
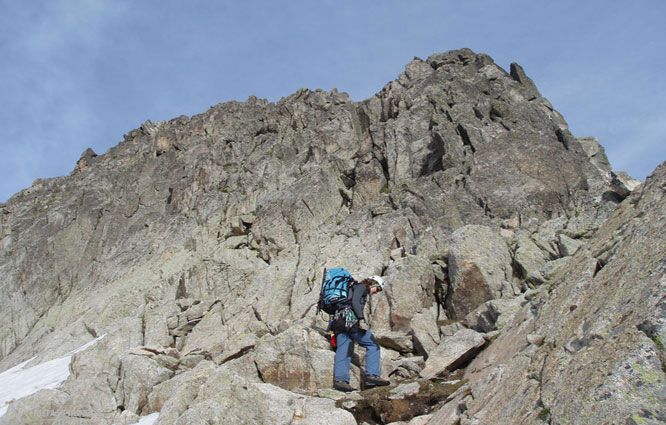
318, 268, 355, 315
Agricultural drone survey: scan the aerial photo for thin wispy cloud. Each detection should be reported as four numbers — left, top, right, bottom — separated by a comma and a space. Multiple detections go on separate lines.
1, 0, 125, 200
1, 1, 664, 202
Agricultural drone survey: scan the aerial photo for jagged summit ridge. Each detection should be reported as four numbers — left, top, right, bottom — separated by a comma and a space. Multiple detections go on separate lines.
0, 49, 662, 424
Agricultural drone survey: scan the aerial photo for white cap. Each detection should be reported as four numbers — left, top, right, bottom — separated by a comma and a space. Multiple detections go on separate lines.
369, 275, 385, 291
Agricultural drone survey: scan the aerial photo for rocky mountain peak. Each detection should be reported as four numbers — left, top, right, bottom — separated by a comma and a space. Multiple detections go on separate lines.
0, 49, 663, 424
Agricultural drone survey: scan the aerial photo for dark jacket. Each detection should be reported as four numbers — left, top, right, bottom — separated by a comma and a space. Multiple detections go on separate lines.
349, 284, 369, 321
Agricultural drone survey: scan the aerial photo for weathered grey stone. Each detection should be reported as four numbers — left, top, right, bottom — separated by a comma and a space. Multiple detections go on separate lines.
219, 350, 262, 382
394, 415, 433, 425
439, 321, 465, 337
153, 353, 180, 370
115, 411, 144, 425
446, 162, 666, 424
144, 303, 181, 348
526, 333, 546, 346
373, 330, 414, 353
254, 325, 336, 393
532, 216, 567, 259
482, 330, 500, 342
30, 328, 136, 424
166, 366, 356, 425
149, 360, 217, 423
410, 307, 441, 358
541, 256, 572, 281
513, 234, 549, 285
384, 255, 437, 330
72, 148, 99, 175
610, 170, 642, 198
116, 354, 174, 415
0, 389, 69, 425
388, 356, 425, 380
558, 233, 584, 257
391, 247, 406, 261
420, 328, 486, 378
179, 302, 224, 355
464, 297, 524, 333
250, 166, 345, 263
446, 225, 515, 319
509, 62, 541, 99
578, 137, 612, 176
53, 376, 119, 424
177, 353, 206, 371
427, 388, 470, 425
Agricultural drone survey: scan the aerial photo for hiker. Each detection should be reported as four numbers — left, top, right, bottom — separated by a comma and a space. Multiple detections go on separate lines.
332, 275, 390, 392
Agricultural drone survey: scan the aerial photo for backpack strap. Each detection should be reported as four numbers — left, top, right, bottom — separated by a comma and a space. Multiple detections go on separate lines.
317, 268, 328, 316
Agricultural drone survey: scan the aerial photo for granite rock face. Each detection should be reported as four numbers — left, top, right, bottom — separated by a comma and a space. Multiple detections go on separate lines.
446, 225, 515, 319
436, 163, 666, 425
0, 48, 656, 424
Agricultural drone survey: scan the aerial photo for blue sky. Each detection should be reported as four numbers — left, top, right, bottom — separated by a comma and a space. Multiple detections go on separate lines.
1, 0, 665, 203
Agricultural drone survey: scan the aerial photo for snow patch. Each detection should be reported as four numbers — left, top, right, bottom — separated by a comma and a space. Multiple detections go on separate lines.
0, 334, 106, 418
133, 412, 160, 425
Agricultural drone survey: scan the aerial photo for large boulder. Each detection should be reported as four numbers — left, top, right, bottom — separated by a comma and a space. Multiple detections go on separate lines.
420, 328, 486, 378
373, 330, 414, 354
446, 225, 516, 319
610, 170, 642, 198
410, 307, 441, 358
254, 325, 335, 393
383, 255, 437, 330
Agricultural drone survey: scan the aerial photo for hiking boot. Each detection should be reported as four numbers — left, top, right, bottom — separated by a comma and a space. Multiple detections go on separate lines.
365, 375, 390, 387
334, 381, 356, 392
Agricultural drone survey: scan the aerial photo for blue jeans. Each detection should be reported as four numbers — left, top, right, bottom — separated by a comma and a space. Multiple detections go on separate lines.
334, 329, 381, 382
